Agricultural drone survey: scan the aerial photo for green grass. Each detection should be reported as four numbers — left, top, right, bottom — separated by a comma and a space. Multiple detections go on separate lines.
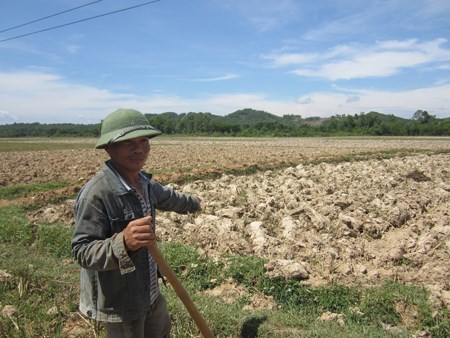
159, 243, 449, 337
0, 181, 68, 200
0, 139, 95, 152
37, 223, 74, 258
0, 205, 34, 243
1, 205, 449, 337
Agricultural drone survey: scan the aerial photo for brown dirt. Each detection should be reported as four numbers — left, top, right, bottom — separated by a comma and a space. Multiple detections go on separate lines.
1, 136, 450, 311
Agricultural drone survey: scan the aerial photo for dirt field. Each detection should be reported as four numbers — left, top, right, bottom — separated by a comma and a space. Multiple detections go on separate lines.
2, 136, 450, 310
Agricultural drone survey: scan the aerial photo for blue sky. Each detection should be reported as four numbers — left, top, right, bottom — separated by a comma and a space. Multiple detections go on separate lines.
1, 0, 450, 124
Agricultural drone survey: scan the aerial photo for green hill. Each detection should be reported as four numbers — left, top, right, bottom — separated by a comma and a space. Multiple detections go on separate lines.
223, 108, 281, 126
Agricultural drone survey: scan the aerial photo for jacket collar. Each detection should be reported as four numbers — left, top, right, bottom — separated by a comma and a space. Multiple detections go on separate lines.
102, 160, 152, 195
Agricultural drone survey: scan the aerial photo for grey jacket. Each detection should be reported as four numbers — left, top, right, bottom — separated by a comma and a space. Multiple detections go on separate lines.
71, 161, 200, 322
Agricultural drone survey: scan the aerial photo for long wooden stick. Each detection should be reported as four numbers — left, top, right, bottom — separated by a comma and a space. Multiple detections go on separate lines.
147, 242, 214, 338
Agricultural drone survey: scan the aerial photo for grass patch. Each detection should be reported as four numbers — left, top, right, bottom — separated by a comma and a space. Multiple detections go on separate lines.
159, 242, 226, 290
0, 205, 34, 243
0, 242, 81, 337
0, 139, 95, 152
1, 205, 449, 337
360, 281, 450, 337
36, 223, 74, 258
158, 243, 450, 337
0, 181, 68, 200
225, 254, 266, 286
259, 279, 360, 315
0, 206, 80, 337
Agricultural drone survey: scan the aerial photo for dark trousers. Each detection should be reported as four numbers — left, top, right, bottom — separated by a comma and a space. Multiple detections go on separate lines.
106, 293, 171, 338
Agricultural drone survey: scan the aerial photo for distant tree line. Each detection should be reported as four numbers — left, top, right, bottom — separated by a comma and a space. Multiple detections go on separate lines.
0, 122, 100, 138
146, 109, 449, 136
316, 110, 450, 136
0, 109, 448, 138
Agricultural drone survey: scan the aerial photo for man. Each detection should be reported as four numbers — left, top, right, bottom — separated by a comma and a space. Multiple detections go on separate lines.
72, 108, 201, 337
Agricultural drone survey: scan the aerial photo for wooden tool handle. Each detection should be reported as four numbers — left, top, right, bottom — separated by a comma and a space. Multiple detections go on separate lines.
147, 242, 214, 338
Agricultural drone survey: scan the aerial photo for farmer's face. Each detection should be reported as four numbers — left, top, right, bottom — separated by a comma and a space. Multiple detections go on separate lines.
105, 136, 150, 175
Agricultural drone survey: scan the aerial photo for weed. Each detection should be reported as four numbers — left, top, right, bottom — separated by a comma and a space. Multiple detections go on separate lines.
235, 187, 249, 206
224, 254, 266, 286
36, 223, 74, 258
159, 242, 225, 290
0, 205, 34, 243
259, 278, 360, 315
358, 280, 449, 335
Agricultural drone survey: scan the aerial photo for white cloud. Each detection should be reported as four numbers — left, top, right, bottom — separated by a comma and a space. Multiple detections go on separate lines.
0, 110, 18, 124
297, 97, 314, 105
0, 71, 130, 123
265, 38, 450, 80
293, 50, 429, 80
376, 39, 419, 49
1, 70, 449, 123
293, 83, 450, 118
261, 52, 317, 67
189, 73, 239, 82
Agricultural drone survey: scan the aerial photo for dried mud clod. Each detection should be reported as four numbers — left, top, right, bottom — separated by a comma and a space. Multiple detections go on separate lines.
160, 153, 450, 309
406, 169, 431, 182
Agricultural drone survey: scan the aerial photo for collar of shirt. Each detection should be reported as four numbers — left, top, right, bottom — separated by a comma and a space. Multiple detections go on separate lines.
106, 160, 150, 194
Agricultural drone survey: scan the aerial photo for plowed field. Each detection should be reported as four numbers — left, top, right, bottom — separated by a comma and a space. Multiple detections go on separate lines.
2, 136, 450, 310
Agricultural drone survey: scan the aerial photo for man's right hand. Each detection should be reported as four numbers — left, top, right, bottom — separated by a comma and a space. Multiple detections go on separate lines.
122, 216, 156, 251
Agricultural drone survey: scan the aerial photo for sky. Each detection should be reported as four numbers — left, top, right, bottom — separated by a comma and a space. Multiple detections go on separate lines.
1, 0, 450, 124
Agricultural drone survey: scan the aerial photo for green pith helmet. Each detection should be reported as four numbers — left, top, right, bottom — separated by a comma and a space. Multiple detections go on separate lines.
95, 109, 162, 149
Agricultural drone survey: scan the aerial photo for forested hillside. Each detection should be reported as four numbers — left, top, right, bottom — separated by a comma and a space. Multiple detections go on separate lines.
0, 109, 449, 137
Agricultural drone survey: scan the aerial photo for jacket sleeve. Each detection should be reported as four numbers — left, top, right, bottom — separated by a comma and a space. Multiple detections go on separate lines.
71, 195, 136, 274
150, 180, 201, 214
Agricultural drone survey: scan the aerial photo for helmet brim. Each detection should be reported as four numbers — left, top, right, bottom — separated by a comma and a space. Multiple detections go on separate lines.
95, 127, 162, 149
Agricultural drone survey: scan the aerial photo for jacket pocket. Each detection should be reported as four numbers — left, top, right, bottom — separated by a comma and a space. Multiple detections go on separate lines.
110, 210, 135, 234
